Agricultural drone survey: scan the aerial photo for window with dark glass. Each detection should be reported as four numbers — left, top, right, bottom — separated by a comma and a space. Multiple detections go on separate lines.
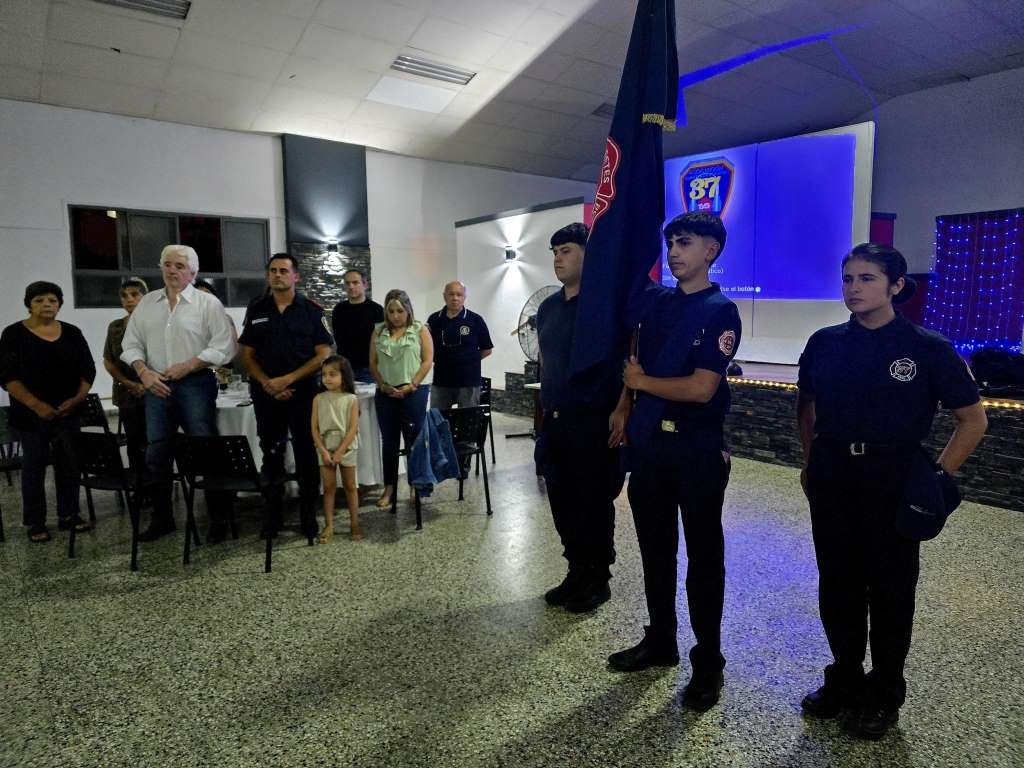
69, 205, 269, 308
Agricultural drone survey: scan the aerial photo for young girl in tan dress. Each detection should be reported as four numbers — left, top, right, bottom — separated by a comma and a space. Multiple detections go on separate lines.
311, 355, 362, 541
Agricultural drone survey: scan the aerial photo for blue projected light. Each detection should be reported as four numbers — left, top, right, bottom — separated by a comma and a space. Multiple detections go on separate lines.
662, 133, 856, 300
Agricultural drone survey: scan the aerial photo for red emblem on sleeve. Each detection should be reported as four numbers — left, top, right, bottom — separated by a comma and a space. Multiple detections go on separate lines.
591, 137, 621, 224
718, 330, 736, 356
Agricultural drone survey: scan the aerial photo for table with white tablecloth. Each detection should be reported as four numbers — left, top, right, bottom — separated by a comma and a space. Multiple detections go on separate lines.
215, 382, 382, 486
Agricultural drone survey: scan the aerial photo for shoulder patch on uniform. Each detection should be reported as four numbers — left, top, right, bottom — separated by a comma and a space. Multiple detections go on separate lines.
890, 358, 917, 382
718, 330, 736, 356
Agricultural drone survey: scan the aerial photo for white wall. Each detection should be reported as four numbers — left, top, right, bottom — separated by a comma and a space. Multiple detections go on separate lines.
0, 98, 594, 396
455, 204, 583, 387
0, 98, 286, 396
365, 151, 591, 339
867, 66, 1024, 272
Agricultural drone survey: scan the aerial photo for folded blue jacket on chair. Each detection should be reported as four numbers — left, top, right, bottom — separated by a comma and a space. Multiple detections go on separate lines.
408, 408, 460, 497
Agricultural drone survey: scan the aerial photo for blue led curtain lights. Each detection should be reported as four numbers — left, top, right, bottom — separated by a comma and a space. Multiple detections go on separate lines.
925, 209, 1024, 354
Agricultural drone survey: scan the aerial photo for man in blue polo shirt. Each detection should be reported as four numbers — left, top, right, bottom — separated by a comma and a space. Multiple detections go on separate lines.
427, 281, 493, 409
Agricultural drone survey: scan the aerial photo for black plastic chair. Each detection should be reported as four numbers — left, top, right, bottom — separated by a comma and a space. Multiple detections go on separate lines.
476, 377, 497, 473
173, 435, 270, 570
443, 406, 492, 516
390, 435, 424, 530
72, 431, 152, 570
0, 405, 23, 487
77, 393, 125, 521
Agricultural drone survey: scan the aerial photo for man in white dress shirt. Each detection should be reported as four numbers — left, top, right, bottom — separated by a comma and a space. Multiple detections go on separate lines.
121, 245, 237, 542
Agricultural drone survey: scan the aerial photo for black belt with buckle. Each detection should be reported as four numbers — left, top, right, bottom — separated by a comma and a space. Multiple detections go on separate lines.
817, 436, 917, 457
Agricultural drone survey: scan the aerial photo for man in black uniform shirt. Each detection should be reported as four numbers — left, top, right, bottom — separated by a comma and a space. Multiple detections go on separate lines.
536, 223, 625, 613
427, 281, 494, 409
331, 269, 384, 383
240, 254, 332, 539
608, 212, 741, 713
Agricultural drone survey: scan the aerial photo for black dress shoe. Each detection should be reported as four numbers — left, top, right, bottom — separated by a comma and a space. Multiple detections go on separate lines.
544, 571, 582, 606
681, 671, 724, 712
608, 629, 679, 672
801, 685, 847, 718
137, 519, 176, 542
854, 706, 899, 740
565, 580, 611, 613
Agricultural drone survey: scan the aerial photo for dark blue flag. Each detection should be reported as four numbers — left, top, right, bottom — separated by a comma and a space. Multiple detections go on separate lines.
569, 0, 678, 381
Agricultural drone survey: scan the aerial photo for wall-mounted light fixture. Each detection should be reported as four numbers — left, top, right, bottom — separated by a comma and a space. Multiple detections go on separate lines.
504, 247, 517, 261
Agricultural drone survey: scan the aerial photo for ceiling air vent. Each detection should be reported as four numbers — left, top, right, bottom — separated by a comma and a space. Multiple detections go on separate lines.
90, 0, 191, 20
592, 102, 616, 119
390, 55, 475, 86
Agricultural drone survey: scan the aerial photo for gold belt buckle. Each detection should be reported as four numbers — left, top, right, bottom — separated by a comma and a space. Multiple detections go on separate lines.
661, 420, 676, 433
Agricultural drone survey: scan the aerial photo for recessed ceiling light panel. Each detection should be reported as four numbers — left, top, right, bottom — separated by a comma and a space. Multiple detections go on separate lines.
89, 0, 191, 20
391, 55, 475, 86
367, 76, 458, 114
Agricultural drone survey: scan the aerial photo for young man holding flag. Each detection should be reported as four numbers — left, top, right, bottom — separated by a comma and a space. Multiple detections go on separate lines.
607, 212, 741, 714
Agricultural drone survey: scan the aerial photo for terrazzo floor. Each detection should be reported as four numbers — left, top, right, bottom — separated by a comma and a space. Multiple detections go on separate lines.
1, 413, 1021, 768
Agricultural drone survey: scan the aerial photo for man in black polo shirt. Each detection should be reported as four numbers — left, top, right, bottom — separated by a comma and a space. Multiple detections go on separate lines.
331, 269, 383, 383
536, 223, 625, 614
240, 253, 332, 539
427, 281, 494, 409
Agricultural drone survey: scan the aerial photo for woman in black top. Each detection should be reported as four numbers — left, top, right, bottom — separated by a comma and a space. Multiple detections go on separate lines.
0, 282, 96, 542
796, 244, 987, 739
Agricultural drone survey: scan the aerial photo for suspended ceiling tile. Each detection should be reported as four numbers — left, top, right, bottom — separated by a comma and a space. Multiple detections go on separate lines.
316, 0, 426, 46
175, 30, 287, 82
532, 82, 606, 116
154, 91, 260, 131
185, 0, 308, 52
519, 50, 574, 82
164, 63, 274, 105
44, 40, 169, 89
261, 85, 359, 122
0, 64, 41, 101
489, 39, 542, 74
0, 30, 44, 70
42, 72, 156, 117
408, 17, 504, 67
295, 25, 400, 72
276, 55, 380, 100
515, 9, 571, 45
430, 0, 534, 38
48, 1, 180, 59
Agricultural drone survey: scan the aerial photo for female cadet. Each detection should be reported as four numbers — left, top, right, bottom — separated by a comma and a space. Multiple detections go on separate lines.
795, 243, 987, 739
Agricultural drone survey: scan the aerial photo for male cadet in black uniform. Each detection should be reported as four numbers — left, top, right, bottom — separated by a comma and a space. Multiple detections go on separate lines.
239, 253, 332, 539
607, 212, 741, 713
536, 223, 625, 613
427, 280, 494, 409
331, 269, 384, 383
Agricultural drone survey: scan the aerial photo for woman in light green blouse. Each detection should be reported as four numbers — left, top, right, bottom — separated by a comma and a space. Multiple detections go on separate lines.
369, 289, 433, 508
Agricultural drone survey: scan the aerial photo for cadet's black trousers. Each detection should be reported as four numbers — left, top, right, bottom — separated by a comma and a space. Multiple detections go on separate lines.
627, 443, 730, 675
806, 439, 919, 709
537, 407, 624, 581
251, 381, 319, 528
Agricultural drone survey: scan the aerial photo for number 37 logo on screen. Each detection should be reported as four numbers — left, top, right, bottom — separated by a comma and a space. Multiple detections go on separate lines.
680, 157, 735, 216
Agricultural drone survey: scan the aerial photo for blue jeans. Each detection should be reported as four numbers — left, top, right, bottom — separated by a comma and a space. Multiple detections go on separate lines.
375, 386, 429, 486
144, 370, 220, 523
16, 415, 81, 530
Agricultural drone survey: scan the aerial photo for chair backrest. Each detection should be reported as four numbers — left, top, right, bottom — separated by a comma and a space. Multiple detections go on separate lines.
0, 406, 15, 444
479, 377, 491, 407
174, 435, 258, 481
78, 393, 111, 432
74, 431, 126, 479
442, 406, 489, 448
